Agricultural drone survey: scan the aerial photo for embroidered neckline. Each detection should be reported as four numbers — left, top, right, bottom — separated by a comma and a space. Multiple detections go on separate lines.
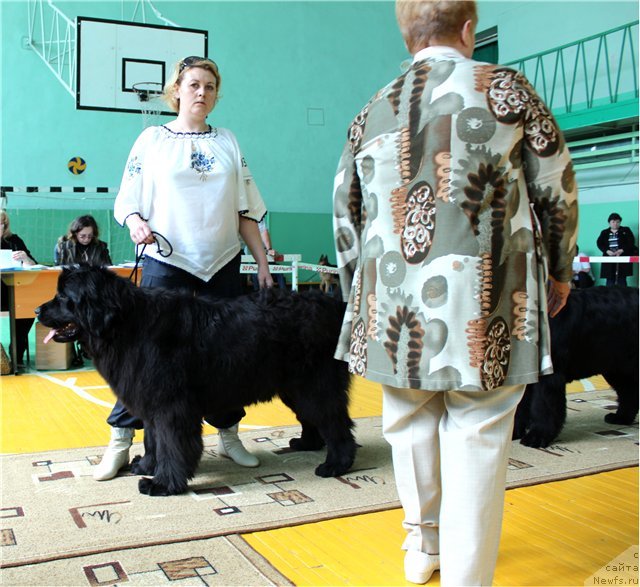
160, 125, 218, 138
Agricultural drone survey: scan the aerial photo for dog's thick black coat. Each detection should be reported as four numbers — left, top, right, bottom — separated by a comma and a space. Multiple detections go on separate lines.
513, 286, 638, 448
36, 266, 356, 496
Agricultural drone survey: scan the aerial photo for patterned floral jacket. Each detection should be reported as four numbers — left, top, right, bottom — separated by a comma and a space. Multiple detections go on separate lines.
332, 46, 578, 392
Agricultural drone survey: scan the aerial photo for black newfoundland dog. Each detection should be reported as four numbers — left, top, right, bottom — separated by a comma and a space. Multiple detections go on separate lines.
36, 266, 356, 496
513, 286, 638, 448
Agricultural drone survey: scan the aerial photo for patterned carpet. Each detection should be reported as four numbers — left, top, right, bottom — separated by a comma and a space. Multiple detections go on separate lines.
2, 389, 637, 586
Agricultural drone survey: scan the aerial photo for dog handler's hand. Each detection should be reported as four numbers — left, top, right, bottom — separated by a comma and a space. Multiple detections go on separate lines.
126, 214, 156, 246
257, 265, 274, 289
547, 276, 571, 318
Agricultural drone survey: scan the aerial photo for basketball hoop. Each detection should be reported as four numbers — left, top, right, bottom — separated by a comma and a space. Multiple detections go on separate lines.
132, 82, 164, 128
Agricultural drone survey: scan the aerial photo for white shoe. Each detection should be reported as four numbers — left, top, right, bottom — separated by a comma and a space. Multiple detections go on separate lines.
93, 427, 134, 481
404, 551, 440, 584
218, 424, 259, 467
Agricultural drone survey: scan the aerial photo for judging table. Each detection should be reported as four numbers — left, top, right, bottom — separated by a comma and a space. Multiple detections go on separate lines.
0, 265, 140, 375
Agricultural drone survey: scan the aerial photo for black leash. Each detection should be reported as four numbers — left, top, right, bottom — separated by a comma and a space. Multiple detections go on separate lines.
128, 231, 173, 285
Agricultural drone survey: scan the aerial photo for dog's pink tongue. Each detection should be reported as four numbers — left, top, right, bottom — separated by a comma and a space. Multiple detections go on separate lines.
42, 329, 57, 344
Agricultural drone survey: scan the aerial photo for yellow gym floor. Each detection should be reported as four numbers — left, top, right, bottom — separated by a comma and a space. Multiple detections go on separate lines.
1, 370, 637, 586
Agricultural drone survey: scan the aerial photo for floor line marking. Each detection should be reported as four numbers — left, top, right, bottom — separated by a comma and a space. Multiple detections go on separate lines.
33, 373, 274, 427
34, 372, 114, 408
580, 378, 596, 391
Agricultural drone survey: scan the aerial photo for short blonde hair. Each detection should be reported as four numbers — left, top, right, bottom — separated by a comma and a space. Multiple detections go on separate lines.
396, 0, 477, 54
0, 210, 12, 238
162, 57, 222, 113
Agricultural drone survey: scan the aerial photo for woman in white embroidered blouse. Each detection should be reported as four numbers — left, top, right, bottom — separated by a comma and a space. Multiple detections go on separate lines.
94, 56, 273, 482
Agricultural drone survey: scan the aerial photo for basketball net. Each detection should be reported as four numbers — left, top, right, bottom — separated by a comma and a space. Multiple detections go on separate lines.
133, 83, 164, 129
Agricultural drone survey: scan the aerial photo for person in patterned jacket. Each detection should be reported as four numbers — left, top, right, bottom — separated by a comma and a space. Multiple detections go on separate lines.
332, 1, 578, 584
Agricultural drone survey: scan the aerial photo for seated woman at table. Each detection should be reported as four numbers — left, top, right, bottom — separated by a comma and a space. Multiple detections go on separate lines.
54, 215, 112, 266
1, 210, 37, 366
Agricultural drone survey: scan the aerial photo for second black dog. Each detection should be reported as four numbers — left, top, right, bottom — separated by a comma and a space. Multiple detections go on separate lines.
514, 286, 638, 448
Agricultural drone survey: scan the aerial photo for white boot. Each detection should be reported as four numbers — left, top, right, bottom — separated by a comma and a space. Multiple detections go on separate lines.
218, 424, 259, 467
93, 427, 134, 481
404, 551, 440, 585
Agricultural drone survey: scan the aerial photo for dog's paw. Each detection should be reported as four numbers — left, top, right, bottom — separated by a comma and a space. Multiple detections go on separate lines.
314, 461, 351, 478
138, 477, 172, 496
130, 455, 155, 476
138, 476, 188, 496
289, 437, 324, 452
519, 429, 554, 449
138, 477, 187, 496
604, 412, 636, 425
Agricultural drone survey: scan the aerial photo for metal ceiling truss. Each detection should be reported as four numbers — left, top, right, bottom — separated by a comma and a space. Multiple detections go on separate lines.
128, 0, 178, 27
27, 0, 76, 98
26, 0, 178, 99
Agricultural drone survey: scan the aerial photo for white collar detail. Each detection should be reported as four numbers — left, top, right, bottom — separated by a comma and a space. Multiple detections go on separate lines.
413, 46, 467, 62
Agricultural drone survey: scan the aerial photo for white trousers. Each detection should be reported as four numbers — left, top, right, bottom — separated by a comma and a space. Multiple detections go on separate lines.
382, 384, 525, 587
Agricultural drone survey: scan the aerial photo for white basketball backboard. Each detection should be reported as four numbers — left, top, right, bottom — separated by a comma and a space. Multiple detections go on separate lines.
77, 17, 208, 114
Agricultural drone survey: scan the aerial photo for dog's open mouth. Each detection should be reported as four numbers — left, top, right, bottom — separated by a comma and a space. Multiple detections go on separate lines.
43, 323, 79, 343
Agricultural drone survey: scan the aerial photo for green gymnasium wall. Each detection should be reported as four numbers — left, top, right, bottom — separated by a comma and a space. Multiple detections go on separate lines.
1, 1, 638, 285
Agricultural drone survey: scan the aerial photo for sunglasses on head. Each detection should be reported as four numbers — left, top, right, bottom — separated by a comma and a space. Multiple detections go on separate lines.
179, 56, 218, 73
